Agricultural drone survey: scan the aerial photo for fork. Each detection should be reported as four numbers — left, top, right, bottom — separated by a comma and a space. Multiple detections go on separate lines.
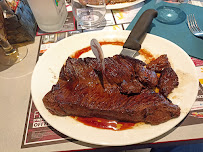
187, 14, 203, 38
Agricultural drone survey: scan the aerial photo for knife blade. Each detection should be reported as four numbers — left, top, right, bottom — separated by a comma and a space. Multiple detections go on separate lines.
120, 9, 158, 57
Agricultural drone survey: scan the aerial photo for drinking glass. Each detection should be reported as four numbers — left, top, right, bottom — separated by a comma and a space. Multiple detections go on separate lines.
155, 0, 188, 24
0, 7, 27, 66
71, 0, 106, 29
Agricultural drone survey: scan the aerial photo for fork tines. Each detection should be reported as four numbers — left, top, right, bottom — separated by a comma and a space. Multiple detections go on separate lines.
187, 14, 203, 37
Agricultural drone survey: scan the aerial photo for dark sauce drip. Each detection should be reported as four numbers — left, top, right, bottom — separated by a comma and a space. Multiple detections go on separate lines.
70, 41, 124, 58
139, 49, 155, 62
72, 116, 135, 131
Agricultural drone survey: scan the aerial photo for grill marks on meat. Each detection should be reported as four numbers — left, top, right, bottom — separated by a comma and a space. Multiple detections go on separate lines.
146, 54, 179, 97
122, 89, 180, 125
120, 79, 143, 94
43, 83, 180, 125
147, 54, 171, 72
43, 54, 180, 125
137, 66, 158, 88
158, 68, 179, 97
104, 57, 130, 84
61, 57, 101, 84
61, 55, 147, 92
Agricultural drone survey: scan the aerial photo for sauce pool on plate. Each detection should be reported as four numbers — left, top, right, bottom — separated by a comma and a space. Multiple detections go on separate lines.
70, 41, 124, 58
72, 116, 136, 131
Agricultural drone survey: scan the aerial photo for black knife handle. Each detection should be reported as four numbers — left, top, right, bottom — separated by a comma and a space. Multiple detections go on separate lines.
123, 9, 158, 50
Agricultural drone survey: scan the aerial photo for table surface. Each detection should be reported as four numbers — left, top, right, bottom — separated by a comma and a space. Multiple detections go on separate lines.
1, 1, 203, 152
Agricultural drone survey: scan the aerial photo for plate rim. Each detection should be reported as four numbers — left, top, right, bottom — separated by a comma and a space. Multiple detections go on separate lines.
106, 0, 145, 9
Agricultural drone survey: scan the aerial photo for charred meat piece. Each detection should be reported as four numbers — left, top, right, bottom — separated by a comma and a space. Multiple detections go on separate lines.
146, 54, 171, 72
60, 58, 77, 81
43, 79, 70, 116
62, 55, 148, 93
43, 82, 180, 125
61, 57, 102, 84
137, 66, 158, 88
43, 54, 180, 125
121, 55, 146, 72
113, 55, 136, 79
104, 57, 132, 84
43, 81, 126, 116
158, 68, 179, 97
119, 79, 143, 94
124, 89, 180, 125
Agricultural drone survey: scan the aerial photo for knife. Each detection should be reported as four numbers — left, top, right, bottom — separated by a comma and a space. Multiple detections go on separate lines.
120, 9, 158, 57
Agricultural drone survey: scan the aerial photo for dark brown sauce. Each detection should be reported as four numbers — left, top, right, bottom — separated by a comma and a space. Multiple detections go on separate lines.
70, 41, 124, 58
71, 46, 91, 59
72, 116, 135, 131
139, 49, 155, 62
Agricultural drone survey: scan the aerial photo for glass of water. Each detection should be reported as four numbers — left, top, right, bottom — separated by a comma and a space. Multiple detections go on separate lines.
71, 0, 106, 29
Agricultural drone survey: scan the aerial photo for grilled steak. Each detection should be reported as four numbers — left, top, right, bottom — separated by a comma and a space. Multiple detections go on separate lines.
43, 85, 180, 125
137, 66, 158, 88
43, 54, 180, 125
119, 79, 143, 94
146, 54, 171, 72
60, 55, 148, 92
158, 68, 179, 97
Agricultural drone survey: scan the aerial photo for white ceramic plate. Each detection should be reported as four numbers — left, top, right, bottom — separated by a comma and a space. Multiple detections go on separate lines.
106, 0, 145, 9
31, 31, 198, 146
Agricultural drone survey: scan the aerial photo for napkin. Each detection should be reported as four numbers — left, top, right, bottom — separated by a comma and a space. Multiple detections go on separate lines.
127, 0, 203, 60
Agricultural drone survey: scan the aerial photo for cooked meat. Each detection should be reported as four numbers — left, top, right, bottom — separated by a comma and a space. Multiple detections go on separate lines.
43, 54, 180, 125
124, 89, 180, 125
113, 55, 136, 75
119, 79, 143, 94
104, 57, 132, 84
146, 54, 171, 72
120, 55, 146, 72
60, 55, 147, 93
137, 66, 158, 88
158, 68, 179, 97
43, 81, 180, 125
61, 57, 102, 84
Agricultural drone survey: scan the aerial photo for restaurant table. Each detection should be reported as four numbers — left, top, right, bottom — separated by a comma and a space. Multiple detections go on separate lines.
1, 0, 203, 152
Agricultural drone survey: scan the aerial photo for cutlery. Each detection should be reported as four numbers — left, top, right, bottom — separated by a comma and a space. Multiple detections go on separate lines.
187, 14, 203, 38
120, 9, 157, 57
91, 38, 105, 72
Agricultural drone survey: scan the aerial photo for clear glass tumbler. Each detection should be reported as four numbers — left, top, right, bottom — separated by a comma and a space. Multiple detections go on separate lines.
71, 0, 106, 29
155, 0, 188, 25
